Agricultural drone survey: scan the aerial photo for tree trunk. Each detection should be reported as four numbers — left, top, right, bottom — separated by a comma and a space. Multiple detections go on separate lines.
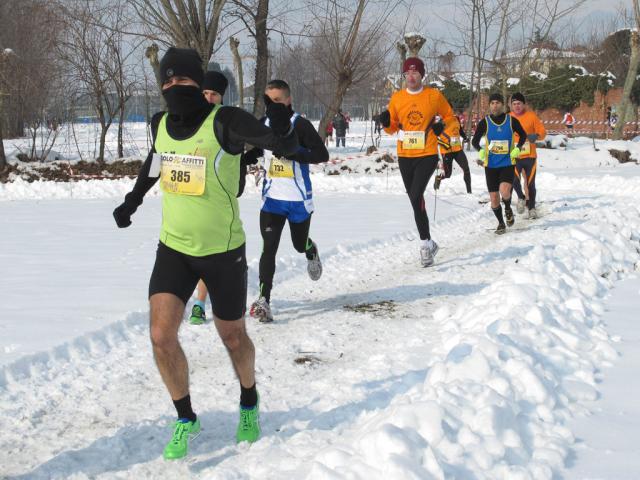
396, 42, 407, 88
252, 0, 269, 117
613, 30, 640, 140
145, 44, 162, 91
318, 77, 350, 141
0, 94, 6, 170
230, 37, 244, 109
403, 34, 426, 58
118, 103, 125, 158
98, 125, 107, 162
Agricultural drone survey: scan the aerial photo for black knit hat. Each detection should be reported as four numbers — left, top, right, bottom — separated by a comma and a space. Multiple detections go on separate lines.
202, 71, 228, 95
511, 92, 526, 103
159, 47, 204, 87
489, 92, 504, 104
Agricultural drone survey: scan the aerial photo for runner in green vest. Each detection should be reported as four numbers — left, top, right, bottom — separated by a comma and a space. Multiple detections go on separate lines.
112, 47, 298, 459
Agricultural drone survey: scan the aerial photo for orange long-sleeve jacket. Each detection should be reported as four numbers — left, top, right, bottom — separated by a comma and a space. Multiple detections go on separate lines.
510, 110, 546, 159
384, 88, 455, 158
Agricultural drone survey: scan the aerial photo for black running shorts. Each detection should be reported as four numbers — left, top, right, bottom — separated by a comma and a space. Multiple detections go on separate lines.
149, 242, 247, 320
485, 166, 515, 192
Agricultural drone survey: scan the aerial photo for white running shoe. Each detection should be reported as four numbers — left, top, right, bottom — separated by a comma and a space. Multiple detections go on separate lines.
307, 242, 322, 281
528, 208, 537, 219
249, 297, 273, 323
516, 198, 526, 214
428, 239, 439, 259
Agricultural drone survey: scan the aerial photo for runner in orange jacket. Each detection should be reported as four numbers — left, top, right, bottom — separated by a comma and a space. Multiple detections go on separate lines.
509, 92, 546, 219
378, 57, 455, 267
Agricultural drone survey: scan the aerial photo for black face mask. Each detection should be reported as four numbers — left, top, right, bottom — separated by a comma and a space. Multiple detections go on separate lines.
263, 94, 294, 115
162, 85, 208, 118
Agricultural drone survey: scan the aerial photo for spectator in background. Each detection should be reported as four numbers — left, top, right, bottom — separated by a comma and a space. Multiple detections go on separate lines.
333, 109, 348, 147
373, 113, 382, 135
325, 121, 333, 147
562, 111, 575, 136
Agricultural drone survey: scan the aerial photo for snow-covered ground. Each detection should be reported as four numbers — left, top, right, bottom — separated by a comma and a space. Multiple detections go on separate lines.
1, 124, 640, 479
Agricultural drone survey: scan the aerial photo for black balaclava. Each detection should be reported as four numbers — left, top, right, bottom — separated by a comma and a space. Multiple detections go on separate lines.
159, 47, 208, 117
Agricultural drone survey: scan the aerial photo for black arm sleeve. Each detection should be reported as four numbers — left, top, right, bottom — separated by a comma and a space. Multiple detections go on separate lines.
511, 117, 527, 149
471, 118, 487, 151
459, 127, 468, 142
290, 117, 329, 164
214, 106, 298, 156
126, 112, 164, 205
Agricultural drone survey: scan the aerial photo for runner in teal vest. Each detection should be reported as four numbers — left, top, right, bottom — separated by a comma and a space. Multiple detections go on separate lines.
113, 47, 299, 459
471, 93, 526, 234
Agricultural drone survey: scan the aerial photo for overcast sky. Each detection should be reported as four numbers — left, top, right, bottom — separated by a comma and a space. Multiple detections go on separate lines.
210, 0, 629, 72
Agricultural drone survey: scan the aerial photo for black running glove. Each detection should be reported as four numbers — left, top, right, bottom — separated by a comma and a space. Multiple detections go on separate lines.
264, 95, 292, 136
241, 148, 263, 166
432, 121, 445, 136
379, 110, 391, 128
113, 193, 140, 228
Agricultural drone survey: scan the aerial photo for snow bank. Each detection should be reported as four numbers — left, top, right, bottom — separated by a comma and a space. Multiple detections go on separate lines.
304, 207, 640, 479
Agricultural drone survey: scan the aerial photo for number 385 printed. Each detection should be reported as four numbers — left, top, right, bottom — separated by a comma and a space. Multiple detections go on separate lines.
170, 170, 191, 182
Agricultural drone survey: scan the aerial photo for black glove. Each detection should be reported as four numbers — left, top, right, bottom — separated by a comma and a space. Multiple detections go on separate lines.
432, 121, 445, 136
264, 95, 291, 136
379, 110, 391, 128
241, 148, 263, 166
113, 194, 140, 228
527, 133, 538, 143
237, 162, 248, 197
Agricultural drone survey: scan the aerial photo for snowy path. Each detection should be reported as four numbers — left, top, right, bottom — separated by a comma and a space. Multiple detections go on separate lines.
1, 173, 639, 479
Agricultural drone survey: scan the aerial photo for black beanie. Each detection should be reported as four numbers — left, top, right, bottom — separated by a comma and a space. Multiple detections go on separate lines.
511, 92, 526, 103
489, 92, 504, 104
202, 71, 228, 95
159, 47, 204, 87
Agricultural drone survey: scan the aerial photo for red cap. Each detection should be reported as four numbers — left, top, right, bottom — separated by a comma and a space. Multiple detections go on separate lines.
403, 57, 425, 77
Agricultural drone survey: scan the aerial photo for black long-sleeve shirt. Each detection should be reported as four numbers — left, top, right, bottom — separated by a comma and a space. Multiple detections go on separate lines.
126, 104, 298, 204
471, 113, 527, 151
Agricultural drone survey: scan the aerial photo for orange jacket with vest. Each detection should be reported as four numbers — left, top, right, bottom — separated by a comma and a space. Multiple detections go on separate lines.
510, 110, 546, 159
384, 87, 455, 158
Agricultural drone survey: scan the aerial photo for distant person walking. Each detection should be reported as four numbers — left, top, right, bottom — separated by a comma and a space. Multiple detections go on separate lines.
333, 110, 348, 147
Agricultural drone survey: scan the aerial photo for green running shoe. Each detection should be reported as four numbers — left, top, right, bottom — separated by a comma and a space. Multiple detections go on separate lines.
189, 305, 206, 325
163, 418, 201, 460
236, 398, 260, 443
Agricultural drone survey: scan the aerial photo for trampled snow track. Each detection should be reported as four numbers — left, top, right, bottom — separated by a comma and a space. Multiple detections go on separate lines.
1, 175, 639, 479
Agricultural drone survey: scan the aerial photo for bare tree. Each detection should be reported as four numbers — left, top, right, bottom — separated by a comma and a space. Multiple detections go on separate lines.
613, 0, 640, 140
230, 0, 270, 116
103, 0, 141, 158
229, 37, 245, 109
1, 0, 64, 165
57, 0, 126, 161
0, 49, 13, 169
309, 0, 405, 139
131, 0, 227, 70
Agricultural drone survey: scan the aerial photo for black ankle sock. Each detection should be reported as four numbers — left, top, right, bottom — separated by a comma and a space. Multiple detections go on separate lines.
173, 394, 197, 422
492, 206, 504, 224
305, 238, 317, 260
240, 383, 258, 408
503, 197, 512, 210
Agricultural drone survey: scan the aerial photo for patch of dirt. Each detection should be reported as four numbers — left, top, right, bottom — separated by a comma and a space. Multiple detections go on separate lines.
343, 300, 397, 316
608, 149, 636, 164
294, 354, 322, 366
376, 153, 396, 163
1, 159, 142, 183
